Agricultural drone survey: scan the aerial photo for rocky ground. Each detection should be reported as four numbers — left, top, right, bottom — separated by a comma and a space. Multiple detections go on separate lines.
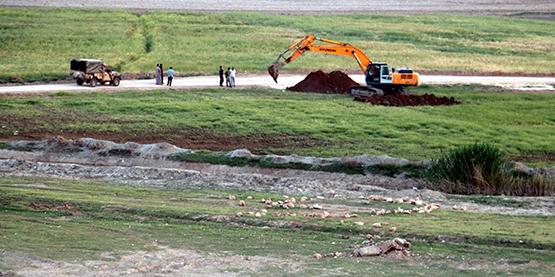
1, 137, 553, 216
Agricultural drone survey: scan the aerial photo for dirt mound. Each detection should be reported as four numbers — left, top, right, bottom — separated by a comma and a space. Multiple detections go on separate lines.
287, 70, 359, 94
356, 94, 461, 107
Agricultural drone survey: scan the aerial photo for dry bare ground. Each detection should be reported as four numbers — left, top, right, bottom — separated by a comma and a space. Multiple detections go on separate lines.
2, 0, 555, 14
2, 247, 297, 277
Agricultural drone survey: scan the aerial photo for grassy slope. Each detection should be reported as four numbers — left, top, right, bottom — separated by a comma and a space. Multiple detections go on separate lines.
1, 85, 554, 161
1, 176, 554, 275
1, 8, 555, 83
0, 8, 144, 83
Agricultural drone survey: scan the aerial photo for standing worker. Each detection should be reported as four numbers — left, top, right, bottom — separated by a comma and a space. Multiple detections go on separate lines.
225, 67, 231, 87
219, 66, 224, 87
160, 63, 164, 85
230, 67, 236, 87
167, 67, 174, 86
155, 64, 162, 85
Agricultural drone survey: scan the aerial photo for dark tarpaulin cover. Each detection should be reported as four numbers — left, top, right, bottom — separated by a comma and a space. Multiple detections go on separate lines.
70, 59, 103, 73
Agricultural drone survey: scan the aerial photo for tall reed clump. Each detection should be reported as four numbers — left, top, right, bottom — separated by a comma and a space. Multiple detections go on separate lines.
430, 143, 553, 196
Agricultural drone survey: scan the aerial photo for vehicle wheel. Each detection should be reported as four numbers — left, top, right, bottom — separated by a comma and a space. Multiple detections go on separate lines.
90, 78, 97, 87
76, 79, 84, 86
111, 77, 120, 87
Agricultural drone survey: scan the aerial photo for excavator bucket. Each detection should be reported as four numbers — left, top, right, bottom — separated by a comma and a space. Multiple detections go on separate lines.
267, 62, 281, 83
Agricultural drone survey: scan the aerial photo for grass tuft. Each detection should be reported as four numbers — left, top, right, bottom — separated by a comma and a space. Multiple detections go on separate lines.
430, 143, 554, 196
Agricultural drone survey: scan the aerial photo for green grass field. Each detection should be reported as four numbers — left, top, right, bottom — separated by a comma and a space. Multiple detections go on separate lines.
1, 85, 554, 163
1, 8, 554, 83
1, 176, 554, 275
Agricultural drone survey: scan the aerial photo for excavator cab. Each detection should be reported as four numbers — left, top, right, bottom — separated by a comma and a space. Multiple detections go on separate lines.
364, 63, 419, 94
366, 63, 392, 85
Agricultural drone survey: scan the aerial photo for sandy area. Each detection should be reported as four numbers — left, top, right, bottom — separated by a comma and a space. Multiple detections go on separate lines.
2, 0, 555, 14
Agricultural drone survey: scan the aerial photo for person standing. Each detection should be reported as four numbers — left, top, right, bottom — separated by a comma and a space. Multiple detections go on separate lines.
219, 66, 224, 87
167, 67, 174, 86
155, 64, 162, 85
160, 63, 164, 85
225, 67, 231, 87
230, 67, 236, 87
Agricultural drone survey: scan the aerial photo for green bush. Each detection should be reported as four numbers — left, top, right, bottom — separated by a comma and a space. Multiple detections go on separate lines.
430, 143, 553, 196
432, 143, 504, 188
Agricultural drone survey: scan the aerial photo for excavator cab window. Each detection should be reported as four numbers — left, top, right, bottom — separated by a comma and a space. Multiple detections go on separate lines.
367, 64, 381, 83
381, 66, 391, 80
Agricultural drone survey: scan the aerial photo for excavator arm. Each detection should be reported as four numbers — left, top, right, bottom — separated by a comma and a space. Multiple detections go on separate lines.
268, 34, 372, 83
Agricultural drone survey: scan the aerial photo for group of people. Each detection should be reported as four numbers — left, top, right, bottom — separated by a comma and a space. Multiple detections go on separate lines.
155, 64, 238, 88
155, 64, 174, 86
219, 66, 237, 88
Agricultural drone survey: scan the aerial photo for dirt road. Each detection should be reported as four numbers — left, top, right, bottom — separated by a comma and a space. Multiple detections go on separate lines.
2, 0, 555, 14
0, 74, 554, 95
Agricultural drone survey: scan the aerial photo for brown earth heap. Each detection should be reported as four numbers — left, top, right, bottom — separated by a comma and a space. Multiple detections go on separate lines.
287, 70, 359, 94
288, 70, 461, 106
355, 94, 461, 107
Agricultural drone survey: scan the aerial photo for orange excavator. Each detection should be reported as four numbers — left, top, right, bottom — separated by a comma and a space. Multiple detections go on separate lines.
268, 34, 420, 96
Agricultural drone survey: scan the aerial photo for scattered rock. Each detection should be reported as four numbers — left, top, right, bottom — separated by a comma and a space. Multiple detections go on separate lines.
311, 204, 323, 210
353, 245, 382, 257
225, 148, 255, 158
238, 200, 246, 206
353, 238, 411, 257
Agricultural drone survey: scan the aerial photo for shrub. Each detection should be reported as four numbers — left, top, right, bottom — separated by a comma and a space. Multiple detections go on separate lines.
430, 143, 553, 196
431, 143, 504, 189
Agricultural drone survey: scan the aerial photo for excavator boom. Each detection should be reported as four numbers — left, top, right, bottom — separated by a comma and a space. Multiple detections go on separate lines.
268, 34, 372, 83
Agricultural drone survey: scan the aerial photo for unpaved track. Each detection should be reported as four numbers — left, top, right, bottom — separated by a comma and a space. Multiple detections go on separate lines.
2, 0, 555, 14
1, 74, 554, 96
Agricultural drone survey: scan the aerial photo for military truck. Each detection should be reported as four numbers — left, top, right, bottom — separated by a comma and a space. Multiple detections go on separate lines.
70, 59, 121, 87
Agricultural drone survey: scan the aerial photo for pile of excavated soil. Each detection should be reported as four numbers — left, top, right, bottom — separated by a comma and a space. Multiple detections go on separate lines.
355, 94, 461, 107
287, 70, 359, 94
287, 70, 461, 106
